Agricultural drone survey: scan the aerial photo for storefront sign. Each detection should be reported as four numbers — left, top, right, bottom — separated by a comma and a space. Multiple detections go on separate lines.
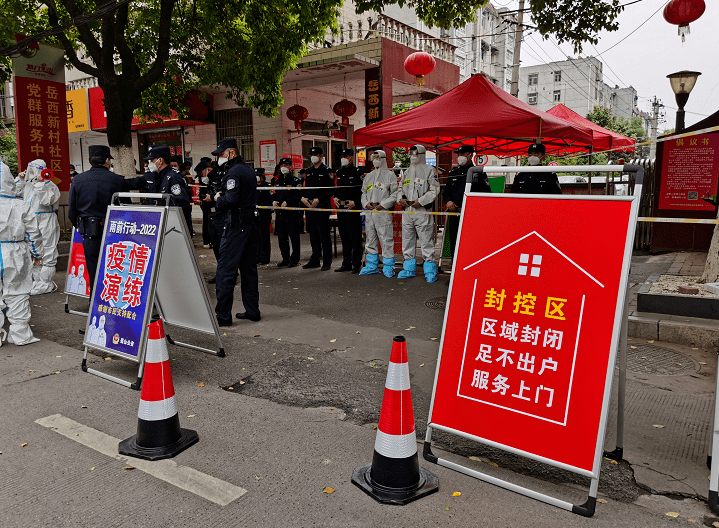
365, 68, 383, 126
85, 208, 163, 361
66, 89, 89, 132
658, 133, 719, 210
283, 153, 304, 170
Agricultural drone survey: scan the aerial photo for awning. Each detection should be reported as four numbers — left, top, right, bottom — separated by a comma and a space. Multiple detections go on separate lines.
546, 104, 635, 152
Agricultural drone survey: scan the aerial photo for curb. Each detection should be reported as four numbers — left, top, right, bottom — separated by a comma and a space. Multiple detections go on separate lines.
629, 313, 719, 349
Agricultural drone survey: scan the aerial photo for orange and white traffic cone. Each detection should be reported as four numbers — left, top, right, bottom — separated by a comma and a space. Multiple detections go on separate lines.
119, 319, 198, 460
352, 335, 438, 504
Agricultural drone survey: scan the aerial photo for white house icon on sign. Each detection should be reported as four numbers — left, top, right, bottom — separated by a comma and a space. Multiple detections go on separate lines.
518, 254, 542, 277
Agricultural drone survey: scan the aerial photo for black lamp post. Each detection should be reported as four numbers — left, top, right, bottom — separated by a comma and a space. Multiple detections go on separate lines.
667, 70, 701, 132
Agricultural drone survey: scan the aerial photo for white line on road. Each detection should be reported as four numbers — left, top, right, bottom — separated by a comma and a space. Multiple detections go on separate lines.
35, 414, 246, 506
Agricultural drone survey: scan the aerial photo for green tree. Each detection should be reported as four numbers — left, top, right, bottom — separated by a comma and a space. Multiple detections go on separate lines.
0, 121, 18, 174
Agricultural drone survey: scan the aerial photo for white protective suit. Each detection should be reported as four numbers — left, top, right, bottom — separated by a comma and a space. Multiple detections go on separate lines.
95, 315, 107, 348
397, 145, 440, 263
361, 151, 398, 260
0, 161, 43, 346
21, 159, 60, 295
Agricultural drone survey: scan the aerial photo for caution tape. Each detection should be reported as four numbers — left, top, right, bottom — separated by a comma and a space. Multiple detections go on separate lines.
637, 217, 719, 224
256, 205, 460, 216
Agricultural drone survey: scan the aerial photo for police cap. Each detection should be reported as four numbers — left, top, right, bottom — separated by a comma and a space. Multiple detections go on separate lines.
278, 157, 292, 165
309, 146, 324, 155
454, 145, 475, 154
144, 145, 171, 161
212, 137, 238, 155
194, 160, 210, 174
340, 148, 354, 156
528, 143, 546, 155
255, 167, 265, 176
89, 145, 113, 160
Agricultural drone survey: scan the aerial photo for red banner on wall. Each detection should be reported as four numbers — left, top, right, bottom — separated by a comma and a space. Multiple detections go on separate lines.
12, 43, 70, 191
658, 132, 719, 210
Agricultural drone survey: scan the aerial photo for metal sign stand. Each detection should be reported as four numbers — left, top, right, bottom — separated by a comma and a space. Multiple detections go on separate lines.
422, 164, 644, 517
64, 227, 91, 317
81, 193, 224, 390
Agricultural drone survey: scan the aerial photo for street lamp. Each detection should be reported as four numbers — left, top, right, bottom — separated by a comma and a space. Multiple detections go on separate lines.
667, 70, 701, 132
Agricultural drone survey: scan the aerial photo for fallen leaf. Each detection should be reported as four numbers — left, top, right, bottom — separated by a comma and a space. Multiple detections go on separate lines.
21, 443, 28, 447
713, 519, 719, 527
81, 405, 87, 409
330, 338, 337, 343
56, 355, 62, 358
104, 357, 112, 361
272, 353, 276, 356
408, 326, 416, 329
419, 363, 425, 367
700, 362, 707, 365
28, 370, 35, 373
596, 498, 607, 504
647, 340, 654, 344
323, 487, 335, 494
239, 380, 246, 385
222, 333, 227, 336
187, 415, 196, 418
641, 356, 647, 359
630, 345, 637, 349
468, 456, 483, 462
665, 512, 679, 518
55, 371, 60, 374
228, 387, 234, 390
90, 467, 95, 470
688, 519, 697, 523
446, 507, 450, 511
452, 491, 461, 497
293, 287, 298, 290
308, 357, 314, 360
489, 462, 498, 467
692, 347, 699, 350
198, 382, 205, 387
255, 475, 260, 480
356, 331, 361, 334
430, 337, 438, 341
125, 466, 135, 470
610, 460, 619, 465
371, 424, 377, 430
277, 338, 281, 341
253, 334, 261, 337
653, 424, 665, 429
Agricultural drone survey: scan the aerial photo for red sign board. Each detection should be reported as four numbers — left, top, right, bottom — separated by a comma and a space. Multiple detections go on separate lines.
430, 194, 636, 476
658, 133, 719, 210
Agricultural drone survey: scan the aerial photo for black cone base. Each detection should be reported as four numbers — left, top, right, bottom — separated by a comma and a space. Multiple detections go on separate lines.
119, 428, 199, 461
351, 460, 439, 505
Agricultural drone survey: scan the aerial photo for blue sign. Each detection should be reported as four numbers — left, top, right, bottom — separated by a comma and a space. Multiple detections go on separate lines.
85, 208, 164, 360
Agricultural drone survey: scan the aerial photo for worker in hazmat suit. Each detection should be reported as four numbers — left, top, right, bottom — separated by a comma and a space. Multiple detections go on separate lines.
396, 144, 440, 283
359, 150, 399, 277
18, 159, 60, 295
0, 161, 44, 346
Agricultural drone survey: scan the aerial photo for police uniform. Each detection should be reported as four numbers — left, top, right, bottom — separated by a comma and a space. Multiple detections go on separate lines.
444, 146, 491, 258
68, 145, 144, 291
511, 143, 562, 195
273, 159, 302, 267
157, 162, 193, 233
212, 138, 260, 325
195, 160, 213, 246
255, 168, 273, 264
301, 147, 335, 270
334, 149, 363, 273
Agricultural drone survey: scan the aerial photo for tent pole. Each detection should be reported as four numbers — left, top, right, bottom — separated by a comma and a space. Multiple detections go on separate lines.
588, 147, 593, 194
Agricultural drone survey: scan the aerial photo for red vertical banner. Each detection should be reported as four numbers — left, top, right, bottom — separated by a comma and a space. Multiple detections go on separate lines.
12, 43, 70, 192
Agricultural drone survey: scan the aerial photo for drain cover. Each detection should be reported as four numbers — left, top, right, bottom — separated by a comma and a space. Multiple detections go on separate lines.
625, 344, 700, 376
425, 297, 447, 311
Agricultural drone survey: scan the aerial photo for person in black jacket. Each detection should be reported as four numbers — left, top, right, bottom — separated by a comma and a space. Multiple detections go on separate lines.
196, 160, 213, 248
211, 137, 260, 326
145, 145, 194, 234
511, 143, 562, 194
333, 148, 363, 273
444, 145, 491, 258
273, 158, 302, 267
255, 167, 273, 264
300, 146, 335, 271
68, 145, 145, 291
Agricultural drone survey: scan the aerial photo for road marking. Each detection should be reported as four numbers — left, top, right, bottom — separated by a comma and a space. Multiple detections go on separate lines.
35, 414, 246, 506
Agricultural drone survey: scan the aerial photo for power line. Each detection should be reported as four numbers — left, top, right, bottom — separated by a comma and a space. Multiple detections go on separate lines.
596, 0, 669, 55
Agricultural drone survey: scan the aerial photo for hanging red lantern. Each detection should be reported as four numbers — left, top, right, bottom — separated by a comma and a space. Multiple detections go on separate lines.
404, 51, 436, 89
332, 99, 357, 127
286, 104, 309, 132
663, 0, 705, 42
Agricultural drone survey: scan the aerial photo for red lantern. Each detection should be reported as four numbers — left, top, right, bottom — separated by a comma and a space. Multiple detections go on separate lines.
286, 104, 309, 132
663, 0, 705, 41
332, 99, 357, 127
404, 51, 436, 89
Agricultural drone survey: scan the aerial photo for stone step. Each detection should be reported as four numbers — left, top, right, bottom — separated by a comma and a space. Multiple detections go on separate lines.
629, 312, 719, 350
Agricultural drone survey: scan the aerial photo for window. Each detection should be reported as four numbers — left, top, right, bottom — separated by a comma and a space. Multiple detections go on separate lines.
215, 108, 254, 164
553, 90, 561, 102
528, 73, 538, 86
554, 71, 561, 83
528, 94, 537, 105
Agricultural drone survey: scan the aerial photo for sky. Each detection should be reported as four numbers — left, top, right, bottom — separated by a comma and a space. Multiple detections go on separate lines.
506, 0, 718, 133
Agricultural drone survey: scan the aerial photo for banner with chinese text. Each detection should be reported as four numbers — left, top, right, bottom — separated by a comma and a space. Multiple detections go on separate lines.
64, 228, 90, 297
84, 208, 164, 361
658, 132, 719, 210
66, 89, 89, 132
12, 43, 70, 191
429, 194, 636, 477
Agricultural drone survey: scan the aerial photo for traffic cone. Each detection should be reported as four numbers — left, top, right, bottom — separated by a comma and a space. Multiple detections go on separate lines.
352, 335, 438, 505
119, 319, 198, 460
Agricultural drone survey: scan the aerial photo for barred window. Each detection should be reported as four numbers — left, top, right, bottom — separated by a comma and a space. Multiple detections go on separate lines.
215, 108, 254, 164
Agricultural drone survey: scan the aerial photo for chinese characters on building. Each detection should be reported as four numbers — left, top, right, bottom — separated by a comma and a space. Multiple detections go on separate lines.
365, 68, 382, 126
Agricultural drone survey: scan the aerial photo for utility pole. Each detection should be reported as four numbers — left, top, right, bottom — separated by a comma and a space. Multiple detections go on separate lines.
649, 97, 662, 159
509, 0, 525, 98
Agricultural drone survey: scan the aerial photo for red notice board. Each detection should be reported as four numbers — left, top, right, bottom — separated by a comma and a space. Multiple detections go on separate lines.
429, 194, 637, 478
658, 133, 719, 211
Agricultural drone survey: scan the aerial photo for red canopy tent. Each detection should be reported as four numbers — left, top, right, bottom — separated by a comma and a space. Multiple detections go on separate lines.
352, 74, 593, 157
546, 104, 635, 152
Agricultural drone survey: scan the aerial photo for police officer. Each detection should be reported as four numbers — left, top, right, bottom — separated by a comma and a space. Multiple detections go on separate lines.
211, 137, 260, 325
444, 145, 491, 258
300, 147, 335, 271
196, 160, 213, 248
204, 161, 225, 283
511, 143, 562, 194
333, 148, 363, 273
273, 158, 302, 267
68, 145, 144, 291
145, 146, 194, 233
255, 167, 272, 265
